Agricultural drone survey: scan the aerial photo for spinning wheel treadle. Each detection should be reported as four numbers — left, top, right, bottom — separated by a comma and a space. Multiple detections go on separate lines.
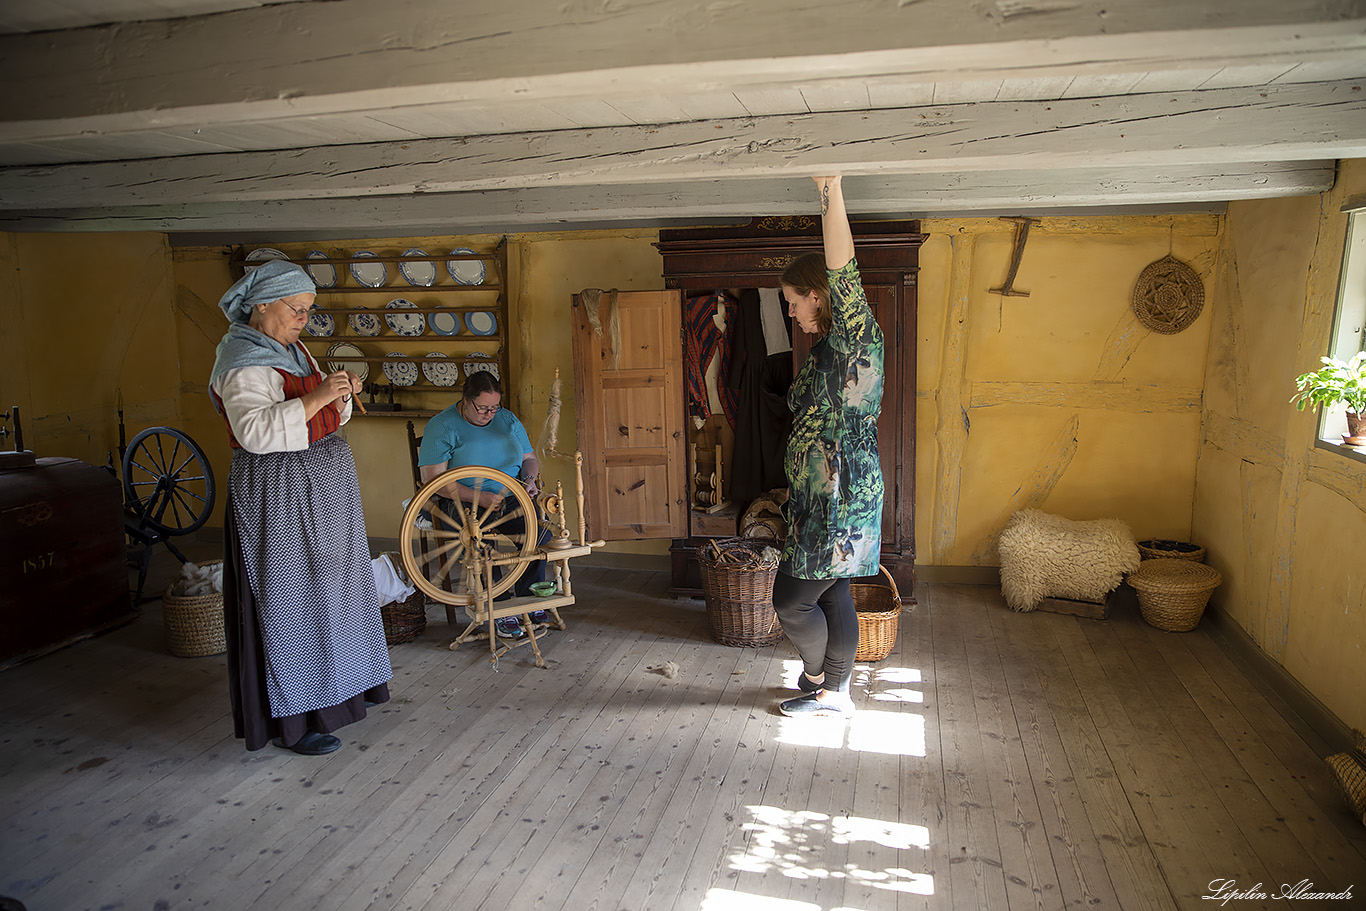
399, 466, 537, 605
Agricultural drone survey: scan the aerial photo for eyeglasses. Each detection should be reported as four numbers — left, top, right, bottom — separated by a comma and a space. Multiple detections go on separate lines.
469, 403, 500, 415
279, 300, 313, 318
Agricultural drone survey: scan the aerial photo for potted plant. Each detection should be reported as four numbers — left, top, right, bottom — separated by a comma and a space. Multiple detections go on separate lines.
1290, 352, 1366, 446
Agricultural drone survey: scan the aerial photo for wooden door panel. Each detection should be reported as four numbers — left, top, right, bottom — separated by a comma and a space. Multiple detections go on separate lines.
572, 290, 687, 542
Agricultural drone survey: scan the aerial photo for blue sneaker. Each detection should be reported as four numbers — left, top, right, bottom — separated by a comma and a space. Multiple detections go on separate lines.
494, 617, 525, 640
529, 610, 552, 625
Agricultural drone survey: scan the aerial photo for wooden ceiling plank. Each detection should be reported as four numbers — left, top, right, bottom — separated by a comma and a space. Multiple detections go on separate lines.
0, 162, 1333, 235
2, 82, 1359, 211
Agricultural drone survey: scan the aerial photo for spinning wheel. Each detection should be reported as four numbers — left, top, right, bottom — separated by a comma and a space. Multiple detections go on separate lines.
123, 426, 215, 535
399, 465, 538, 605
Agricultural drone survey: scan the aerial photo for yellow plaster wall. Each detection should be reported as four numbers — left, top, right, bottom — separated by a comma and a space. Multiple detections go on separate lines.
914, 215, 1220, 566
1193, 159, 1366, 732
0, 231, 180, 468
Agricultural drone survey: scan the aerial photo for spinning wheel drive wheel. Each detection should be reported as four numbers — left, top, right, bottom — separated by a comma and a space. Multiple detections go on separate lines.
399, 466, 538, 606
122, 426, 216, 535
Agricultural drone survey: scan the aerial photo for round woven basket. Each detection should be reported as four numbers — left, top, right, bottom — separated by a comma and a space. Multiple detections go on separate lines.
852, 565, 903, 662
1128, 558, 1222, 632
162, 560, 226, 658
380, 551, 427, 645
698, 538, 782, 647
1136, 539, 1206, 562
1325, 731, 1366, 821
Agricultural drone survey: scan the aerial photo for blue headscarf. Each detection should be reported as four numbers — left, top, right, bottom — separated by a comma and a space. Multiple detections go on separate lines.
208, 260, 319, 404
217, 259, 315, 323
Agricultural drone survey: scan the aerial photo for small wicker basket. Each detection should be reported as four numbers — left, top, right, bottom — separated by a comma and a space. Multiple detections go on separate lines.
1325, 730, 1366, 822
380, 552, 427, 646
162, 560, 226, 658
1136, 539, 1206, 562
1127, 558, 1222, 632
852, 565, 903, 662
698, 538, 782, 647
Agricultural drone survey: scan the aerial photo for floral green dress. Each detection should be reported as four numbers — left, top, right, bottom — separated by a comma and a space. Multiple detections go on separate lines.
780, 259, 885, 580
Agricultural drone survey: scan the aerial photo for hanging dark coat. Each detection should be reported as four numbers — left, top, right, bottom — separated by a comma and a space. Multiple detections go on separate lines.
726, 288, 793, 505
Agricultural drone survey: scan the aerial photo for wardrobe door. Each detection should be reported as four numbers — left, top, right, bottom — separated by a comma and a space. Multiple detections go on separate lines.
571, 290, 688, 541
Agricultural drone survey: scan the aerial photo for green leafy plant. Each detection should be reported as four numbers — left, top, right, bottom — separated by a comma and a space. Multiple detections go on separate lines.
1290, 352, 1366, 414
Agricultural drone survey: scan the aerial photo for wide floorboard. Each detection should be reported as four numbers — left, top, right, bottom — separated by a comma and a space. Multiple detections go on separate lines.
2, 564, 1363, 911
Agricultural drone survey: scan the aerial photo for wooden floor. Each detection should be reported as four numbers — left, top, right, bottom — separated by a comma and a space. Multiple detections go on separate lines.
2, 561, 1364, 911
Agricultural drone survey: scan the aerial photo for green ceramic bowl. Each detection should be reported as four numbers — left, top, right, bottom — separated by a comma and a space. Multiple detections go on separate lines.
530, 581, 558, 598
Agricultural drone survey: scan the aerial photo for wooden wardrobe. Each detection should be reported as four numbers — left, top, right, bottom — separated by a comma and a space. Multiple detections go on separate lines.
572, 216, 923, 596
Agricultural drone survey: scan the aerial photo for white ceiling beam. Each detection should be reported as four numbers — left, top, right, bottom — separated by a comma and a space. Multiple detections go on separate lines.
0, 162, 1331, 235
1, 82, 1359, 211
1, 0, 1363, 139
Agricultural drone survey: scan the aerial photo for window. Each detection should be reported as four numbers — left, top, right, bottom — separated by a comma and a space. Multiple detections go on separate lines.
1317, 208, 1366, 449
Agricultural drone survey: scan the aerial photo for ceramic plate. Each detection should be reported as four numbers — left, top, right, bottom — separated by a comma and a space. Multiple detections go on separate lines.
422, 352, 460, 387
349, 250, 387, 288
446, 247, 486, 285
244, 247, 289, 270
305, 250, 337, 288
462, 351, 500, 380
326, 341, 368, 383
399, 248, 437, 287
384, 298, 426, 336
383, 352, 419, 387
349, 312, 382, 336
429, 309, 460, 336
305, 310, 335, 336
464, 310, 498, 336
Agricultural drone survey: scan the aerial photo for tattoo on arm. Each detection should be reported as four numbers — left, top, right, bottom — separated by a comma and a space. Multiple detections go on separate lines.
820, 184, 830, 216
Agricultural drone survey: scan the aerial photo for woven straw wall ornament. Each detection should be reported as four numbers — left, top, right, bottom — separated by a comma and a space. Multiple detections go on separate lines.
1132, 255, 1204, 334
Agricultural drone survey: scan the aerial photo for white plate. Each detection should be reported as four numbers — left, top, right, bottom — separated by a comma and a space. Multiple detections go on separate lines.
384, 298, 426, 336
421, 352, 461, 387
464, 310, 498, 336
305, 250, 337, 288
349, 251, 387, 288
349, 312, 382, 336
244, 247, 290, 270
446, 247, 486, 285
429, 309, 460, 336
383, 352, 419, 387
399, 248, 437, 287
326, 341, 368, 383
305, 310, 335, 337
462, 352, 500, 380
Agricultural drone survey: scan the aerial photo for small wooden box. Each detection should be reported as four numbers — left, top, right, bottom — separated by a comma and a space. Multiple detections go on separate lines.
1036, 592, 1110, 620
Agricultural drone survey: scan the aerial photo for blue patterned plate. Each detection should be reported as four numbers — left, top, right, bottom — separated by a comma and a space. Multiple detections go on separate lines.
349, 251, 387, 288
305, 310, 335, 336
349, 312, 382, 336
399, 248, 437, 287
384, 298, 426, 336
422, 352, 461, 387
383, 352, 419, 387
462, 351, 500, 380
305, 250, 337, 288
446, 247, 486, 285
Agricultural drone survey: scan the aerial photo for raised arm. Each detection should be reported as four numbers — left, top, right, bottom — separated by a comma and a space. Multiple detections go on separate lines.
815, 176, 854, 270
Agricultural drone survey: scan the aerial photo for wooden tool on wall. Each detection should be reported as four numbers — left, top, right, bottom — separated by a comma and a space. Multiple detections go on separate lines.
990, 215, 1041, 297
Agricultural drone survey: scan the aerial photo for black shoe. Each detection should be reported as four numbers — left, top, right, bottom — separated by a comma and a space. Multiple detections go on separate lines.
273, 732, 342, 755
797, 672, 824, 693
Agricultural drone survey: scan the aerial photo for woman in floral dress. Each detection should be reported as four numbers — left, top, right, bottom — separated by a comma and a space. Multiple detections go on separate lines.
774, 175, 884, 716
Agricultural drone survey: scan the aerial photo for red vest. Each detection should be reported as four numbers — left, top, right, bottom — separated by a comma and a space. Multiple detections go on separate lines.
215, 347, 342, 449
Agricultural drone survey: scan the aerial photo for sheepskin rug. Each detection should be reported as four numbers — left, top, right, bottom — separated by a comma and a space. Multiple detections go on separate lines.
997, 509, 1141, 612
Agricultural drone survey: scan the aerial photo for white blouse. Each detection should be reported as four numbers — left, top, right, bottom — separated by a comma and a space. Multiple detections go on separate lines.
211, 349, 352, 454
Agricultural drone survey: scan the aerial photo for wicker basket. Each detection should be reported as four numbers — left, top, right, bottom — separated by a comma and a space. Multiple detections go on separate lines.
698, 538, 782, 647
1325, 730, 1366, 822
1136, 539, 1206, 562
162, 560, 226, 658
380, 552, 427, 645
1127, 558, 1222, 632
852, 565, 903, 661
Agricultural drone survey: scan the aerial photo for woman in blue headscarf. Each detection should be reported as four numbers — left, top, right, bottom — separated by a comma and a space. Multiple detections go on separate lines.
209, 260, 392, 755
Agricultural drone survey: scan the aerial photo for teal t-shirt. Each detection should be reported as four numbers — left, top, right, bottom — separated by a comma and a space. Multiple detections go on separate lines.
417, 405, 533, 494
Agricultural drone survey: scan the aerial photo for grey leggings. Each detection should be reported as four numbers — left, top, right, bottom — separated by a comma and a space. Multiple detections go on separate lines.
771, 572, 858, 689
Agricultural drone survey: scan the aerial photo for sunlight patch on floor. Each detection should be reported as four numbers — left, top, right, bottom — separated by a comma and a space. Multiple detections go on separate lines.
700, 888, 821, 910
777, 709, 925, 756
727, 806, 935, 898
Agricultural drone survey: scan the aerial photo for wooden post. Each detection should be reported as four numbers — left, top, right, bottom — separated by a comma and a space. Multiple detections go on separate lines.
575, 450, 587, 546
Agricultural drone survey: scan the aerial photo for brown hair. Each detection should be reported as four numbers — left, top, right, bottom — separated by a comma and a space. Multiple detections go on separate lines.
781, 252, 833, 336
462, 369, 503, 401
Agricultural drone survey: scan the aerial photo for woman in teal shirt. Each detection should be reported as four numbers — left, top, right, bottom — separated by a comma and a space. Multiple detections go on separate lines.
774, 175, 885, 716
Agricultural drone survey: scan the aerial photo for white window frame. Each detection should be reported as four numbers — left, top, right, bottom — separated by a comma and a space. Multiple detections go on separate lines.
1315, 208, 1366, 461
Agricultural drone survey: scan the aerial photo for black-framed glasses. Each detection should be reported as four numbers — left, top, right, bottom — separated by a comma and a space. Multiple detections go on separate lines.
470, 403, 500, 415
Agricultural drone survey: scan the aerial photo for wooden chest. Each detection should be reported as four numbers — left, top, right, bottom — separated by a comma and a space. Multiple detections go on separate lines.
1, 457, 131, 666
